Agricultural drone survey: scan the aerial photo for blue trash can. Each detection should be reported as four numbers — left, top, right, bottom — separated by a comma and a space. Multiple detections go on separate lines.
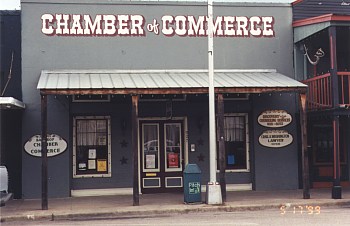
183, 164, 202, 203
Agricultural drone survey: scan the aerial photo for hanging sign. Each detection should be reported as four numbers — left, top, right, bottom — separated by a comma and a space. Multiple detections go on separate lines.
24, 134, 67, 157
259, 130, 293, 148
258, 110, 292, 128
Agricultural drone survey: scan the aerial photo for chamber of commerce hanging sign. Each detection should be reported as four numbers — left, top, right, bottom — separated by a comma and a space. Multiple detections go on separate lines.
24, 134, 67, 157
41, 14, 275, 37
259, 130, 293, 148
258, 110, 292, 128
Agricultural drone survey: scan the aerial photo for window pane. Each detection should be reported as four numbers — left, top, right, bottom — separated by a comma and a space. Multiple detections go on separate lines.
165, 124, 181, 170
143, 124, 159, 170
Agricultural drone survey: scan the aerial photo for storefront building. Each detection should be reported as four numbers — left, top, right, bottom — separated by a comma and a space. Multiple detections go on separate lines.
21, 0, 307, 201
0, 10, 24, 200
293, 0, 350, 198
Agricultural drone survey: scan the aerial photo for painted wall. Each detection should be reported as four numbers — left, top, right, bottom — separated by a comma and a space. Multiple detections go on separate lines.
252, 92, 299, 190
21, 0, 297, 198
0, 10, 23, 199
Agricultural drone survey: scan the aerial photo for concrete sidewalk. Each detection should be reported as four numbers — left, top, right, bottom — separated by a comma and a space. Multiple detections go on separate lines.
1, 188, 350, 223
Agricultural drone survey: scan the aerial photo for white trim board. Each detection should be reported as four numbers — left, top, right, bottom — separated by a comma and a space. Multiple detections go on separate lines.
71, 183, 252, 197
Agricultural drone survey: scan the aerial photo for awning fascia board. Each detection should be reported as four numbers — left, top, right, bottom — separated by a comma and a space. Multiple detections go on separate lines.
39, 87, 307, 95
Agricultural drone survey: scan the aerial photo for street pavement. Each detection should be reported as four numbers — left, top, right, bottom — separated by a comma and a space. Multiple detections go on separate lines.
0, 188, 349, 223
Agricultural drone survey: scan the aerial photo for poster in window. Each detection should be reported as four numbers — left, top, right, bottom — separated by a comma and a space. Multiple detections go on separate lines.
78, 163, 86, 171
89, 149, 96, 159
168, 152, 179, 168
145, 154, 156, 169
227, 154, 235, 165
88, 160, 96, 169
97, 159, 107, 172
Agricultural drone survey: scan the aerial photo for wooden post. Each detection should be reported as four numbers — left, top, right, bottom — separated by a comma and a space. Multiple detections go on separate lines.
329, 26, 342, 199
217, 94, 226, 202
131, 95, 140, 206
299, 93, 310, 199
332, 116, 342, 199
41, 94, 48, 210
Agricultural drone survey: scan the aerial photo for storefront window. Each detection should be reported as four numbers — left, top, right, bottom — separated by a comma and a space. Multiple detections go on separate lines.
312, 124, 347, 165
165, 123, 182, 171
73, 116, 111, 178
217, 114, 249, 171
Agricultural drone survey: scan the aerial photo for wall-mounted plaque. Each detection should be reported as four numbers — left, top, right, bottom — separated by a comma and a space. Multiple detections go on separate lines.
258, 110, 292, 128
259, 130, 293, 148
24, 134, 67, 157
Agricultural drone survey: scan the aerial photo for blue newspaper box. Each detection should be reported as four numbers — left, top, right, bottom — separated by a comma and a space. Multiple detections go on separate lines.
183, 164, 202, 203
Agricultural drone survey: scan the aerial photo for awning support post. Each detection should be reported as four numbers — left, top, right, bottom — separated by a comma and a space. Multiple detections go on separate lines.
41, 94, 48, 210
217, 94, 226, 202
329, 26, 342, 199
299, 93, 310, 199
131, 95, 140, 206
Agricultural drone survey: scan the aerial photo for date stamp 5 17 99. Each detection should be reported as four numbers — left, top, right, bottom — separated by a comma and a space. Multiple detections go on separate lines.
280, 204, 321, 215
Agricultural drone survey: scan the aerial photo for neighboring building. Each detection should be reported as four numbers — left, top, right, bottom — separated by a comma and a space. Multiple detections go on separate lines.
293, 0, 350, 198
0, 10, 24, 199
21, 0, 307, 200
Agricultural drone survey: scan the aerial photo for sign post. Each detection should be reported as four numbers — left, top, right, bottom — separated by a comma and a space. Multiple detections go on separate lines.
206, 0, 222, 205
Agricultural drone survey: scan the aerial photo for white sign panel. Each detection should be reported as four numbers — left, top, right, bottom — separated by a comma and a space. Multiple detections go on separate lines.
258, 110, 292, 128
259, 130, 293, 148
24, 134, 67, 157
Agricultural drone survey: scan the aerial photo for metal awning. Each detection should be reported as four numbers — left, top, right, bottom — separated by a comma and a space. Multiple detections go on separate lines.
0, 97, 26, 110
37, 69, 307, 95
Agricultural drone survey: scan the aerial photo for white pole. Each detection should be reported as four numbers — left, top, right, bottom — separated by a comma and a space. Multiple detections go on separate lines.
207, 0, 216, 183
206, 0, 222, 205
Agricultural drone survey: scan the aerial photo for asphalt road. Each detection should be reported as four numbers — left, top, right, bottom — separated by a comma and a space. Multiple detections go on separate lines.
3, 206, 350, 226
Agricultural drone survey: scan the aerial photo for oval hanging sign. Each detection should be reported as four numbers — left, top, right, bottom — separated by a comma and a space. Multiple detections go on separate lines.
258, 110, 292, 128
259, 130, 293, 148
24, 134, 67, 157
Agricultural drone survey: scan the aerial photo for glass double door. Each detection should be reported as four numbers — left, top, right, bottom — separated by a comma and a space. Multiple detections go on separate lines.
140, 120, 185, 193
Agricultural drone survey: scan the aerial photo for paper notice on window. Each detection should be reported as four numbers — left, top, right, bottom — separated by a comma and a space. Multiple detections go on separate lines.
97, 159, 107, 172
89, 149, 96, 159
97, 136, 106, 145
88, 160, 96, 169
146, 154, 156, 169
78, 163, 86, 171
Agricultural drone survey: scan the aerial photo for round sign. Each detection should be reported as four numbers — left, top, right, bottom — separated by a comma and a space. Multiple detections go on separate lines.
24, 134, 67, 157
258, 110, 292, 128
259, 130, 293, 148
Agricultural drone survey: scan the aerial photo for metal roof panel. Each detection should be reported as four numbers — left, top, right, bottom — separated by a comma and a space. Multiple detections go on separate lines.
37, 70, 307, 92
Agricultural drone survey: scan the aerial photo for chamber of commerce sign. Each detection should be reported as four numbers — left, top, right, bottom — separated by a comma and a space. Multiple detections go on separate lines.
24, 134, 67, 157
41, 14, 275, 37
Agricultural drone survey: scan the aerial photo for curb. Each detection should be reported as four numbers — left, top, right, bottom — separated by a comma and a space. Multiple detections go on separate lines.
1, 200, 350, 223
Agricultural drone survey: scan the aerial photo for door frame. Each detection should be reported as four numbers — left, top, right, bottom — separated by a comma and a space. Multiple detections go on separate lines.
137, 117, 188, 193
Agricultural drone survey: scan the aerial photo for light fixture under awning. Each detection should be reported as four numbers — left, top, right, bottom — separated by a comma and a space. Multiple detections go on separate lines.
0, 97, 26, 110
